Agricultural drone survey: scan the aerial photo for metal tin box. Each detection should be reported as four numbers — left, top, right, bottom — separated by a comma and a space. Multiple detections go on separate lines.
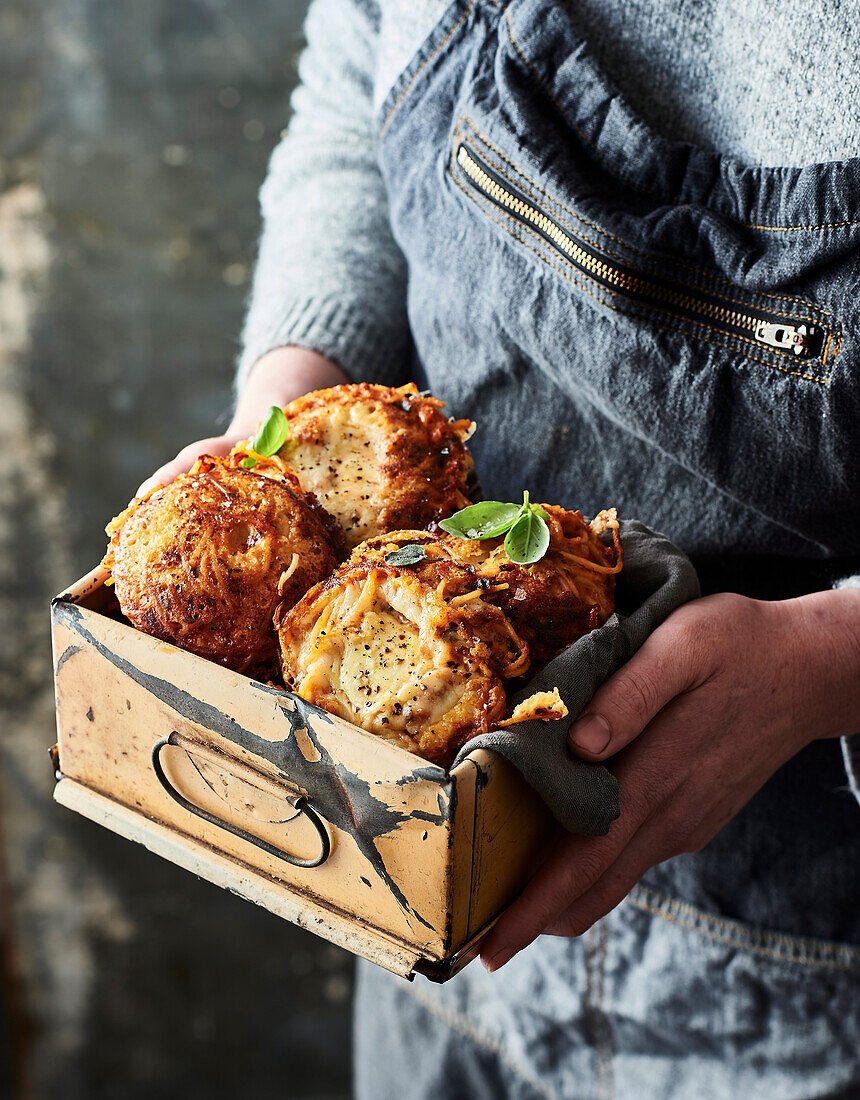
50, 568, 552, 981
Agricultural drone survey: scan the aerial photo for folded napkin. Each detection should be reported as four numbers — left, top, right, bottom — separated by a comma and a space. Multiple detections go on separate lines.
452, 521, 700, 835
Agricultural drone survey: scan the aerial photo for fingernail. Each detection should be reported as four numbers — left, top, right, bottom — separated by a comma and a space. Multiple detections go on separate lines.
568, 713, 611, 754
482, 948, 514, 973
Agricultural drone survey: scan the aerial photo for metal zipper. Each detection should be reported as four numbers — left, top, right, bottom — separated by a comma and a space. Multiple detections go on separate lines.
455, 143, 828, 362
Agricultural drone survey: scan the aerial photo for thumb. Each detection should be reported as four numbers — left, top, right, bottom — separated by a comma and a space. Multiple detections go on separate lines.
567, 623, 700, 761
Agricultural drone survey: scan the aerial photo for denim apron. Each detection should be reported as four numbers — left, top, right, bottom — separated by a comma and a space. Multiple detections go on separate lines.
356, 1, 860, 1095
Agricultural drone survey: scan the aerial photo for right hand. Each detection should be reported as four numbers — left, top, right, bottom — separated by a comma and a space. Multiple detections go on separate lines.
135, 347, 348, 497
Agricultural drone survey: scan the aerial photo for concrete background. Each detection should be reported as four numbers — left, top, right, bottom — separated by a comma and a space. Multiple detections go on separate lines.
0, 1, 355, 1097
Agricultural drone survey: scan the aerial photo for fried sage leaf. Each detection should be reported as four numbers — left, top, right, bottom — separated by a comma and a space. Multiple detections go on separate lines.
383, 544, 428, 567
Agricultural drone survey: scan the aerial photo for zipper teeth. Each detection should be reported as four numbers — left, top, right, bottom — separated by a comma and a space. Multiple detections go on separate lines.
457, 144, 762, 337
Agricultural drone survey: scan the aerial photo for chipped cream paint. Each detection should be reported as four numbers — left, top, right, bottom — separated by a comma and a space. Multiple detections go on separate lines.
292, 725, 322, 764
52, 567, 553, 980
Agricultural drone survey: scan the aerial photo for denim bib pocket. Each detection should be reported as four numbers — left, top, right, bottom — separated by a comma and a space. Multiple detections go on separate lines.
448, 119, 839, 386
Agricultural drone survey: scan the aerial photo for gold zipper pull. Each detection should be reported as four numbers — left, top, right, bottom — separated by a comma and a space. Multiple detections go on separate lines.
754, 321, 813, 356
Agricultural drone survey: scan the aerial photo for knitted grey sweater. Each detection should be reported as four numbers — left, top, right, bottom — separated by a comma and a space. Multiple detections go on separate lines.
237, 0, 860, 388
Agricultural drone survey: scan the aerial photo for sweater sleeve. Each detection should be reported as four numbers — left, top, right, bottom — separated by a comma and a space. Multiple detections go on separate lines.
236, 0, 410, 391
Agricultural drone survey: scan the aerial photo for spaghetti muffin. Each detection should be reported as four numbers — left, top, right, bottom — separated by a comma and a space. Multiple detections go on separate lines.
275, 545, 530, 766
231, 382, 474, 548
351, 507, 622, 664
103, 456, 340, 675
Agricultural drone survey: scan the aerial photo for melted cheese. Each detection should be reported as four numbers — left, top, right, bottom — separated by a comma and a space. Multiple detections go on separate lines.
338, 610, 425, 713
287, 402, 386, 547
284, 572, 494, 749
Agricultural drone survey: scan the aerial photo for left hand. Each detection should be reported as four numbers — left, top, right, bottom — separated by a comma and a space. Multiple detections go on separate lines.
480, 587, 860, 972
134, 348, 348, 498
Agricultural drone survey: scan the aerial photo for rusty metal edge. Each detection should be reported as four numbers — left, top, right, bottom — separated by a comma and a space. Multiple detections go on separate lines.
52, 565, 111, 606
410, 915, 500, 983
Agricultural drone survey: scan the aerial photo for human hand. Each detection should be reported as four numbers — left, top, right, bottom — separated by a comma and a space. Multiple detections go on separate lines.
480, 587, 860, 972
135, 347, 348, 496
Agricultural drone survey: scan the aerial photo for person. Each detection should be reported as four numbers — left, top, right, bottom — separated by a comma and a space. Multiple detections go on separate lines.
141, 1, 860, 1095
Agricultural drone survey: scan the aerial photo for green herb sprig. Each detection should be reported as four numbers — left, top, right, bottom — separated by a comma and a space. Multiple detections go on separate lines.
383, 544, 428, 567
439, 491, 551, 565
240, 406, 289, 469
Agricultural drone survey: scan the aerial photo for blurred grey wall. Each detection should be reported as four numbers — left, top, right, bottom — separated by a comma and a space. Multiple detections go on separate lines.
0, 2, 355, 1097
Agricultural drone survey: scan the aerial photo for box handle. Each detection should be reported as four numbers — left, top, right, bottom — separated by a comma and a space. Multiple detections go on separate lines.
151, 733, 331, 868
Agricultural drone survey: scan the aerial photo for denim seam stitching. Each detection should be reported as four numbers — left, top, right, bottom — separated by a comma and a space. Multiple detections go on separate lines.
379, 0, 489, 139
633, 884, 860, 954
583, 928, 599, 1095
627, 886, 860, 969
503, 12, 860, 235
600, 922, 616, 1100
401, 982, 563, 1100
584, 925, 615, 1100
453, 117, 837, 326
448, 162, 833, 384
595, 923, 616, 1100
821, 329, 834, 366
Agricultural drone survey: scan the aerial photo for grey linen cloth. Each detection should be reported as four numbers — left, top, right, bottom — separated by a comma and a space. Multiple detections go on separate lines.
453, 521, 700, 836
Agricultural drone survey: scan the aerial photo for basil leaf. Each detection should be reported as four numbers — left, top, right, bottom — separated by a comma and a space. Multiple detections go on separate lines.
239, 456, 257, 469
504, 508, 550, 564
250, 406, 289, 457
438, 501, 522, 540
384, 544, 427, 567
